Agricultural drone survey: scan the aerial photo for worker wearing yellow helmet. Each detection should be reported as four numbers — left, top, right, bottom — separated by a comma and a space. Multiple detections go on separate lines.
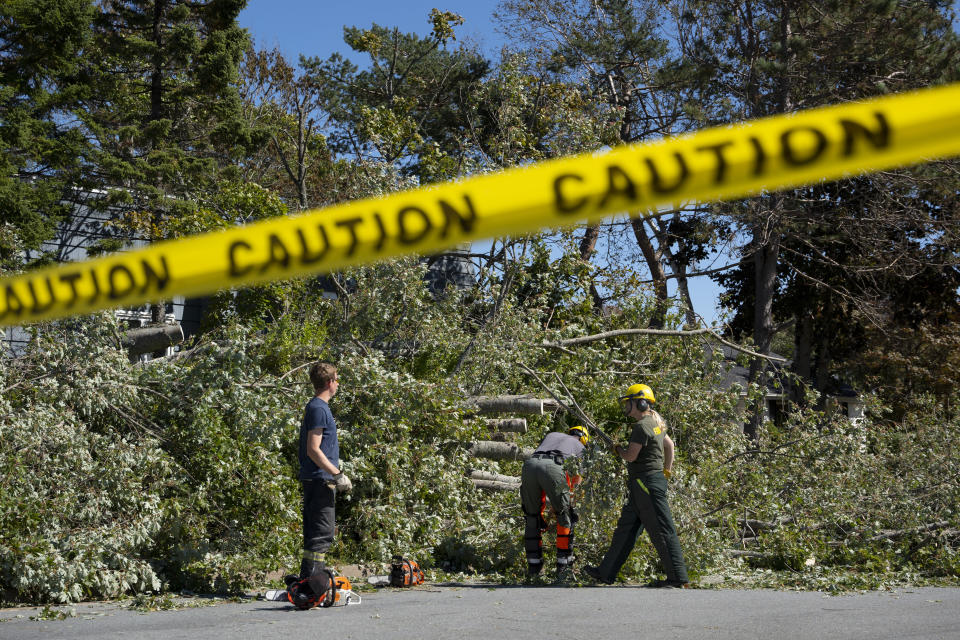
520, 425, 590, 582
584, 383, 689, 588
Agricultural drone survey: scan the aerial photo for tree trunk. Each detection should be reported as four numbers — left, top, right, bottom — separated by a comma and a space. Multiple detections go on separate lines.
646, 216, 697, 328
123, 323, 184, 356
295, 96, 309, 210
484, 418, 527, 433
148, 0, 169, 330
579, 225, 604, 311
664, 249, 696, 328
150, 0, 166, 125
747, 208, 782, 442
791, 310, 814, 404
464, 440, 534, 461
747, 1, 794, 441
631, 218, 668, 328
465, 396, 560, 415
753, 224, 781, 358
814, 298, 834, 403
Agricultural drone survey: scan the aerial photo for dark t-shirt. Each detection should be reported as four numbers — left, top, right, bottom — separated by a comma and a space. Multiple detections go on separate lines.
299, 397, 339, 481
626, 412, 666, 476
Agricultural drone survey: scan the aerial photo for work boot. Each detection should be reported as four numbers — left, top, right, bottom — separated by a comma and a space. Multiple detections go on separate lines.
554, 556, 574, 584
584, 565, 614, 585
661, 580, 690, 589
645, 578, 689, 588
526, 560, 543, 577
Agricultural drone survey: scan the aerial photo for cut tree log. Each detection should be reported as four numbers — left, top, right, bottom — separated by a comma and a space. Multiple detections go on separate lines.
465, 440, 534, 461
122, 323, 184, 355
485, 418, 528, 433
465, 395, 562, 415
471, 479, 521, 492
468, 470, 521, 485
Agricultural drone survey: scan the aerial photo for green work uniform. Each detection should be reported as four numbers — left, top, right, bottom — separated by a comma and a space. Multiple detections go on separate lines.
521, 457, 575, 529
595, 413, 688, 583
520, 432, 584, 574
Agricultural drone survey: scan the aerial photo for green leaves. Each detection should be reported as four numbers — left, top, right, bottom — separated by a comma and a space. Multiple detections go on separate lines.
2, 0, 959, 604
429, 9, 464, 44
0, 0, 94, 269
2, 252, 959, 603
77, 0, 252, 243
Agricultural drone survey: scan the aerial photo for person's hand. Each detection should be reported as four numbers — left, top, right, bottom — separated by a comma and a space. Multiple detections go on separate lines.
333, 472, 353, 493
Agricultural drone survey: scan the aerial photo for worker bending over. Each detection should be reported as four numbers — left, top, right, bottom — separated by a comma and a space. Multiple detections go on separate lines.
520, 425, 589, 581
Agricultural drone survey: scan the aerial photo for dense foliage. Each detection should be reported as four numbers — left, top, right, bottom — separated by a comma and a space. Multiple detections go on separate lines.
2, 254, 958, 603
1, 0, 959, 605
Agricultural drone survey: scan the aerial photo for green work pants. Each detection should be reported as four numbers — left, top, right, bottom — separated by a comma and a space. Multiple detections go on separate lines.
520, 456, 574, 565
596, 471, 688, 583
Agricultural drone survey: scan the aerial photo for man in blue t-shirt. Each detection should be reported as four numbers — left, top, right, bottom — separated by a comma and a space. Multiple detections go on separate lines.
297, 362, 352, 579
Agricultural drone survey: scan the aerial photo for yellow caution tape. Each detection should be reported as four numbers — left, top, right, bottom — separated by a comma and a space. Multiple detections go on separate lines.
3, 82, 960, 327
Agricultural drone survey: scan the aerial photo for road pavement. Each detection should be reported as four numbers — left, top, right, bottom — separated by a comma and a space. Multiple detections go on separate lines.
2, 583, 958, 640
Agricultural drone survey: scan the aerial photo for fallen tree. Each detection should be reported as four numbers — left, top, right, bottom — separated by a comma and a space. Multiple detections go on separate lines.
471, 479, 522, 492
122, 323, 184, 356
469, 470, 521, 485
706, 515, 959, 549
540, 327, 787, 363
830, 520, 957, 547
484, 418, 527, 433
463, 441, 534, 461
464, 395, 561, 415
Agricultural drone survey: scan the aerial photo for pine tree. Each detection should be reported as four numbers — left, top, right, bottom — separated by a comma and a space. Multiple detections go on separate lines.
0, 0, 94, 270
301, 10, 490, 180
498, 0, 726, 325
75, 0, 250, 321
686, 0, 960, 425
81, 0, 250, 243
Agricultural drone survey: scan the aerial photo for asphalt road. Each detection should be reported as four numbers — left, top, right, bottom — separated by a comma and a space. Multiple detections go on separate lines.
2, 584, 958, 640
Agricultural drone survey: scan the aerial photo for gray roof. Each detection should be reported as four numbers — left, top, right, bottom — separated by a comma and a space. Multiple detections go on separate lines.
424, 251, 476, 295
707, 342, 858, 399
708, 343, 791, 396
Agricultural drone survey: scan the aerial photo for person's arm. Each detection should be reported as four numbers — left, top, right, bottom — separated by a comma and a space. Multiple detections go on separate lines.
663, 434, 675, 473
614, 441, 643, 462
306, 430, 340, 477
614, 422, 646, 462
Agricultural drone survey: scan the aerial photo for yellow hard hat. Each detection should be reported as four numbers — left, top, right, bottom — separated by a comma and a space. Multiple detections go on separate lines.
620, 383, 655, 403
568, 425, 590, 446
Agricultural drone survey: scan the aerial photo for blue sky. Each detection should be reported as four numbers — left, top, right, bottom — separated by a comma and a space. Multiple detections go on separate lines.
238, 1, 507, 63
237, 1, 727, 326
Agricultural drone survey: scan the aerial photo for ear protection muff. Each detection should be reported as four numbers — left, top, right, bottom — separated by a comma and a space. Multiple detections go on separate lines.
634, 398, 650, 413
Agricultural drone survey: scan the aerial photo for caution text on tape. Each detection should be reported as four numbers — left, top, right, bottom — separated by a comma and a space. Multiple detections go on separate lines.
3, 82, 960, 326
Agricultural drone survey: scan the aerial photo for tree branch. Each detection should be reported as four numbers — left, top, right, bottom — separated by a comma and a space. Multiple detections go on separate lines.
541, 328, 787, 363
